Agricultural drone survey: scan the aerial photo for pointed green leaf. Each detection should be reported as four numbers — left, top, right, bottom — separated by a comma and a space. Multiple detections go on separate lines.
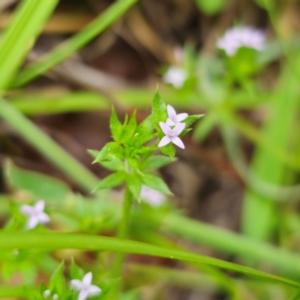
98, 278, 121, 298
70, 258, 84, 280
134, 116, 155, 145
49, 262, 65, 295
174, 114, 203, 139
193, 113, 216, 141
142, 173, 172, 195
159, 143, 176, 160
184, 114, 205, 128
123, 113, 129, 127
136, 146, 156, 157
110, 107, 123, 142
90, 147, 124, 171
99, 160, 125, 171
93, 142, 125, 163
4, 160, 70, 200
127, 156, 139, 170
94, 171, 126, 191
127, 174, 142, 201
88, 149, 99, 160
141, 155, 173, 171
151, 91, 168, 124
121, 110, 137, 143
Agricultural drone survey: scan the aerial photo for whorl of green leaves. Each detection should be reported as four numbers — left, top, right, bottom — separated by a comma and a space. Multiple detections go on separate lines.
90, 92, 203, 200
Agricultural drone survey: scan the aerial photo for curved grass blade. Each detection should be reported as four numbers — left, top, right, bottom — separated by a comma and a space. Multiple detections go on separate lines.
240, 59, 300, 240
0, 232, 299, 288
11, 0, 138, 88
0, 0, 58, 90
159, 213, 300, 278
0, 98, 99, 192
9, 91, 109, 115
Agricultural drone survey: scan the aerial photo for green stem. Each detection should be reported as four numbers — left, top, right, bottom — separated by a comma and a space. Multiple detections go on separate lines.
117, 185, 133, 240
112, 186, 133, 274
0, 99, 99, 192
109, 185, 133, 297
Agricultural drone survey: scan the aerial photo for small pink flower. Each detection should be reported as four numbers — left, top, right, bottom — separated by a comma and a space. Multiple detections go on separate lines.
70, 272, 101, 300
20, 200, 50, 230
158, 122, 185, 149
166, 105, 188, 126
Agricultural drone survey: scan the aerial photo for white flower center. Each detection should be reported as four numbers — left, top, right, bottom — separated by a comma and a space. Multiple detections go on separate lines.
168, 131, 175, 139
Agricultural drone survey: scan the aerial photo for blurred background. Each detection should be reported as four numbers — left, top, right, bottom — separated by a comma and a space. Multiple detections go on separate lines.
1, 0, 300, 299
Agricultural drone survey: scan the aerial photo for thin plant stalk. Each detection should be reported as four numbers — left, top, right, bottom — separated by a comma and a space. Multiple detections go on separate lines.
109, 185, 133, 298
113, 185, 133, 275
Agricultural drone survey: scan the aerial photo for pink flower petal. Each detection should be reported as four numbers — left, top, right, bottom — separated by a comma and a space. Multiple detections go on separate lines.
177, 113, 188, 122
172, 137, 185, 149
21, 205, 34, 215
83, 272, 92, 285
173, 123, 185, 135
34, 200, 45, 212
87, 285, 102, 297
78, 290, 88, 300
70, 279, 83, 290
159, 122, 170, 135
158, 136, 171, 148
38, 213, 50, 224
167, 105, 177, 119
166, 118, 175, 126
27, 217, 39, 230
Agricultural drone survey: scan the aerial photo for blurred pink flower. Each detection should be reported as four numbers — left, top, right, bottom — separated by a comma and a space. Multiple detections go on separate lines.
217, 26, 266, 56
141, 186, 166, 207
163, 66, 187, 88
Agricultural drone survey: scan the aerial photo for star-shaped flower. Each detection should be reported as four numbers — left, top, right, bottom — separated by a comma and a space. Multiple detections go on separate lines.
217, 26, 266, 56
20, 200, 50, 230
70, 272, 101, 300
162, 66, 187, 88
158, 122, 185, 149
166, 104, 188, 126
